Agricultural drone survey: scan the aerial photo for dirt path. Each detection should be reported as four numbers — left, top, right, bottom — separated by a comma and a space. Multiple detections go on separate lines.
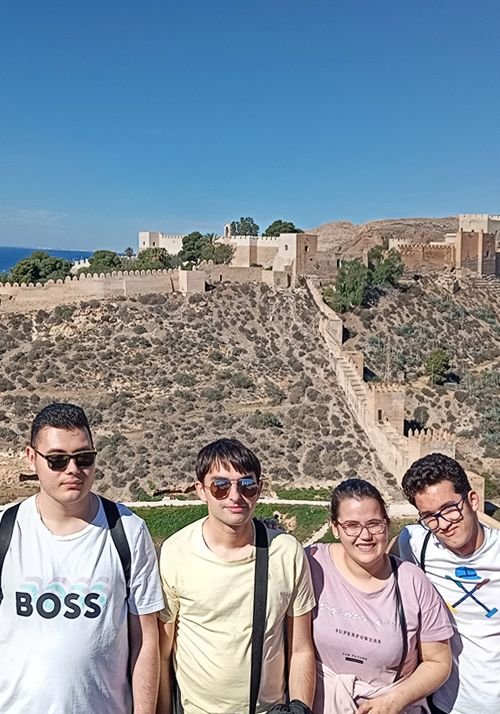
0, 496, 417, 516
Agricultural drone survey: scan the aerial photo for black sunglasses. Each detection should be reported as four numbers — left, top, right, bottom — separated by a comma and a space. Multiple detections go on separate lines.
34, 448, 97, 472
208, 476, 259, 500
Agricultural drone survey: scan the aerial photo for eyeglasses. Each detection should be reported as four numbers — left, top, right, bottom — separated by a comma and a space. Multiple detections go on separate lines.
336, 519, 388, 537
418, 495, 467, 532
208, 476, 259, 501
34, 448, 97, 471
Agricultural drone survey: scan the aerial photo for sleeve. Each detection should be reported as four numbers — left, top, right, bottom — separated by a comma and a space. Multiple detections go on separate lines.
158, 538, 180, 624
413, 566, 454, 643
287, 540, 316, 618
127, 521, 165, 616
397, 525, 422, 565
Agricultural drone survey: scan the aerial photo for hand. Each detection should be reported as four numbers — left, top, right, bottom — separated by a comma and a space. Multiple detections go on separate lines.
356, 692, 404, 714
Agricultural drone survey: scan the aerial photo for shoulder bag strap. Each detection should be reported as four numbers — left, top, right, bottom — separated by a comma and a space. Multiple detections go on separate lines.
249, 518, 269, 714
0, 503, 21, 605
389, 555, 408, 683
419, 531, 431, 573
101, 496, 132, 598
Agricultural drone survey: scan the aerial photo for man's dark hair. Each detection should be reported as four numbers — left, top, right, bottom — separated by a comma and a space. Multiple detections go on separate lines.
31, 403, 93, 447
402, 452, 471, 506
196, 438, 262, 482
330, 478, 389, 521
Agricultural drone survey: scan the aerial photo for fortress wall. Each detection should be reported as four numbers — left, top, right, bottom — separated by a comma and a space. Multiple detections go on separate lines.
469, 471, 485, 508
306, 278, 458, 481
482, 257, 497, 276
397, 244, 455, 271
365, 422, 409, 477
406, 428, 456, 465
255, 245, 279, 266
158, 235, 184, 255
292, 234, 319, 276
388, 238, 415, 249
262, 270, 291, 288
305, 279, 344, 345
178, 270, 206, 294
459, 214, 500, 234
344, 350, 364, 378
458, 231, 479, 267
220, 234, 281, 247
229, 245, 256, 267
0, 270, 180, 313
366, 384, 406, 433
306, 253, 341, 279
138, 232, 184, 255
201, 265, 264, 284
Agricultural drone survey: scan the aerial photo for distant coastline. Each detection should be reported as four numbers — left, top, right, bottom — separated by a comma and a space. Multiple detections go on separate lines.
0, 246, 93, 273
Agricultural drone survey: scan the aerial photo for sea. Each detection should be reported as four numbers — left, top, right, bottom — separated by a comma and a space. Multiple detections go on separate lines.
0, 246, 93, 273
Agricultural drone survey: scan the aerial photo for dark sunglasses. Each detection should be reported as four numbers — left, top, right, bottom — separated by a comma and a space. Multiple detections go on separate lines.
34, 448, 97, 471
208, 476, 259, 500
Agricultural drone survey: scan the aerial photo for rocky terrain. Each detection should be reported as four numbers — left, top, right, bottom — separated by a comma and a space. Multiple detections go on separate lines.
342, 274, 500, 490
0, 283, 391, 504
309, 216, 458, 258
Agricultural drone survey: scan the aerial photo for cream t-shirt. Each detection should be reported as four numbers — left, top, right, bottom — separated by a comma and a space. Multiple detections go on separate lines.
159, 518, 315, 714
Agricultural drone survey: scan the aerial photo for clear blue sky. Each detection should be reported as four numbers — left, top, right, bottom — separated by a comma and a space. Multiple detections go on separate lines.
1, 0, 499, 250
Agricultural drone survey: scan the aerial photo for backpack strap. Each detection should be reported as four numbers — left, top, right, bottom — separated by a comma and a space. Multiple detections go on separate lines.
100, 496, 132, 598
389, 555, 408, 683
249, 518, 269, 714
0, 503, 21, 605
420, 531, 431, 573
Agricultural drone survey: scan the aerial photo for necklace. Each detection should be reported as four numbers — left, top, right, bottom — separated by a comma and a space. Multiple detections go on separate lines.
35, 493, 96, 533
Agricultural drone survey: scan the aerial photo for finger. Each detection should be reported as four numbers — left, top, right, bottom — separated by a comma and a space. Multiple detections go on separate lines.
356, 703, 371, 714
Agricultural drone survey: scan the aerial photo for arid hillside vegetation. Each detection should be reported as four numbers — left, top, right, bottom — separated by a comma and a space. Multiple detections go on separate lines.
309, 217, 457, 257
342, 275, 500, 489
0, 283, 390, 504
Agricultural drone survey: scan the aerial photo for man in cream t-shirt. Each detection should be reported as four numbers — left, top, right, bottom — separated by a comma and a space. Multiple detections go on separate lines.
157, 438, 316, 714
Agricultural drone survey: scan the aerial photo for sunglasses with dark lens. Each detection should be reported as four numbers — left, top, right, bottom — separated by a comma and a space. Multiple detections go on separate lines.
208, 476, 259, 501
34, 449, 97, 472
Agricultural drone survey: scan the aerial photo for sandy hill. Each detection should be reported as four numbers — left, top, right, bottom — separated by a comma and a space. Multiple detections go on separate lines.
341, 274, 500, 489
308, 216, 458, 257
0, 284, 392, 504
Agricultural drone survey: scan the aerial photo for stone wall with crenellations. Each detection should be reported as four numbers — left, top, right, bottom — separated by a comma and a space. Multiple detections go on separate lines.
0, 269, 200, 312
306, 278, 458, 481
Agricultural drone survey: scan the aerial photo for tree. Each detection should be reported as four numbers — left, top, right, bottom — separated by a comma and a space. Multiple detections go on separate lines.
264, 220, 303, 236
212, 244, 235, 264
84, 250, 123, 275
424, 349, 450, 385
230, 217, 259, 236
199, 235, 235, 265
331, 259, 369, 312
9, 251, 73, 285
178, 232, 206, 265
199, 233, 217, 263
178, 232, 234, 266
367, 246, 404, 287
123, 247, 134, 258
134, 247, 179, 270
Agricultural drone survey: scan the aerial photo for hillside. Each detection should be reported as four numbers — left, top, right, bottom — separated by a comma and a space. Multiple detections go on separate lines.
0, 283, 391, 504
308, 216, 458, 258
341, 275, 500, 486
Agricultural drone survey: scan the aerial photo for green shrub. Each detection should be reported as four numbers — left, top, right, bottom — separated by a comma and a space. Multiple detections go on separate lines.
248, 410, 283, 429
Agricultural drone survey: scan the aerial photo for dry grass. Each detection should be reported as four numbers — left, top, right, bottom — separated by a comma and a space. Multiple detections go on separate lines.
0, 284, 390, 502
